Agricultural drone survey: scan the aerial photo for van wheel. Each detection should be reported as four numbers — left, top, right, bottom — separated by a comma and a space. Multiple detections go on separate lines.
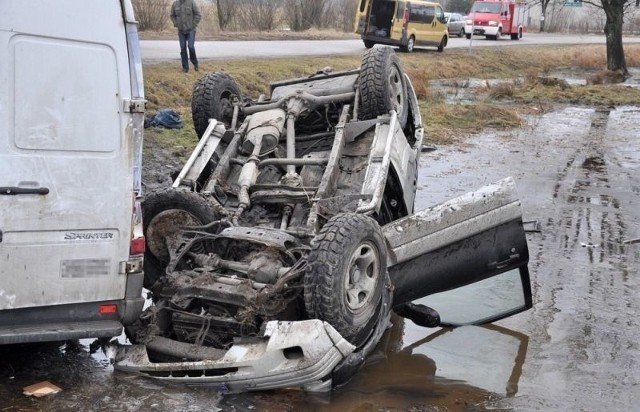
192, 72, 242, 138
304, 213, 388, 348
399, 35, 415, 53
363, 40, 375, 49
142, 189, 218, 289
358, 46, 408, 129
437, 36, 447, 52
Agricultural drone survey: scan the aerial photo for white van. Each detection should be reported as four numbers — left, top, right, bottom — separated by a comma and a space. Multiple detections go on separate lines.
0, 0, 146, 344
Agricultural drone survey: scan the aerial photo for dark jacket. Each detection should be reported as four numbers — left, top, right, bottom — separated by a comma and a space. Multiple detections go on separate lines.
171, 0, 202, 33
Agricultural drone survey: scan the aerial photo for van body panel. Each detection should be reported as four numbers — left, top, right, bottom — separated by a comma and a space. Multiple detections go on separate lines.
0, 0, 144, 342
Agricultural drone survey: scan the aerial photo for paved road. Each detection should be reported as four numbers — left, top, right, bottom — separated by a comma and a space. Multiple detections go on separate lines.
141, 33, 640, 61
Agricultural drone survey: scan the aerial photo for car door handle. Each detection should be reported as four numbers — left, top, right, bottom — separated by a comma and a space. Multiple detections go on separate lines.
0, 186, 50, 195
488, 253, 520, 270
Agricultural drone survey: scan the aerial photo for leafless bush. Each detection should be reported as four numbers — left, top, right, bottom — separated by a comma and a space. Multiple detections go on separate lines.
284, 0, 329, 31
236, 0, 280, 30
213, 0, 241, 31
133, 0, 171, 31
207, 0, 359, 32
488, 82, 516, 99
324, 0, 358, 32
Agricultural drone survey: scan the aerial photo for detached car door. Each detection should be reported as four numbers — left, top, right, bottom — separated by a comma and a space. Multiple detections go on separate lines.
383, 177, 532, 325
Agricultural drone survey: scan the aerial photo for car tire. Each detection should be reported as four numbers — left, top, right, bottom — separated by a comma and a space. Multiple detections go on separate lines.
466, 33, 472, 40
363, 39, 375, 49
459, 28, 465, 37
142, 188, 218, 289
399, 35, 415, 53
358, 46, 408, 129
304, 213, 387, 348
191, 72, 242, 138
437, 36, 447, 52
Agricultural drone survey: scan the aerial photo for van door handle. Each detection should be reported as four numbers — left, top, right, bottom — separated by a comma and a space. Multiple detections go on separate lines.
0, 186, 50, 195
488, 253, 520, 270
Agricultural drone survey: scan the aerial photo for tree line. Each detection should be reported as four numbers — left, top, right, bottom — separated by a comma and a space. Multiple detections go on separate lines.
133, 0, 358, 33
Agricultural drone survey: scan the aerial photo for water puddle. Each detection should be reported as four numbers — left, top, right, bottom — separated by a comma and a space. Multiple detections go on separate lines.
428, 68, 640, 104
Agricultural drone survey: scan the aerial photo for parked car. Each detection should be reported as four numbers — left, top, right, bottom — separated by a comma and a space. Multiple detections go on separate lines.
445, 12, 466, 37
115, 47, 533, 393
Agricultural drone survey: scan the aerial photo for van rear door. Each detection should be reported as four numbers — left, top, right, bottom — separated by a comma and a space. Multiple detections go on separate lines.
0, 1, 134, 311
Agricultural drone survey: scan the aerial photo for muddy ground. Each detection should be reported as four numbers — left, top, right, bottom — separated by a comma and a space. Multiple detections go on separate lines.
1, 94, 639, 410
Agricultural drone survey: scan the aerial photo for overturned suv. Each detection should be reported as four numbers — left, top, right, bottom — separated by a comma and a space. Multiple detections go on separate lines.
116, 47, 533, 392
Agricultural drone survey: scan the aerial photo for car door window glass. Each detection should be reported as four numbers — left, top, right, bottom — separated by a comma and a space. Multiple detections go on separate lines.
435, 6, 446, 24
414, 268, 530, 326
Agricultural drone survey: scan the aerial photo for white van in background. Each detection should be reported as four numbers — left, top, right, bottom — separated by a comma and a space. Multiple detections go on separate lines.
0, 0, 146, 344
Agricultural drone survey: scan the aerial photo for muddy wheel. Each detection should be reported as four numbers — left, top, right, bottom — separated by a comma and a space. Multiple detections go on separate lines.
191, 72, 242, 138
363, 39, 375, 49
358, 46, 408, 129
437, 36, 447, 52
399, 35, 415, 53
304, 213, 387, 348
142, 188, 218, 289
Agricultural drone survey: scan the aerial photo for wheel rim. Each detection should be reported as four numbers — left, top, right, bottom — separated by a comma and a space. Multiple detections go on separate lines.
344, 240, 380, 312
388, 65, 405, 117
146, 209, 201, 261
407, 37, 415, 51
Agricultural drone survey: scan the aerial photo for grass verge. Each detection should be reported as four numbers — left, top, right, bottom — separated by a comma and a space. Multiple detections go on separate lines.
143, 44, 640, 155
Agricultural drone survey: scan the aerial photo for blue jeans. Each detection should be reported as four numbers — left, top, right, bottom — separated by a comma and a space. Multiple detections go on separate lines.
178, 30, 198, 70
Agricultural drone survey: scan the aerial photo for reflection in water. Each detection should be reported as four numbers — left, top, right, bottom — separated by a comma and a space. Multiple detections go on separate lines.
218, 319, 529, 411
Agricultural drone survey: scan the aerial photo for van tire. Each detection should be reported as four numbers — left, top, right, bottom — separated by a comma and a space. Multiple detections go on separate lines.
192, 72, 242, 138
399, 35, 415, 53
304, 213, 388, 348
437, 36, 447, 52
358, 46, 408, 129
363, 40, 375, 49
142, 188, 218, 289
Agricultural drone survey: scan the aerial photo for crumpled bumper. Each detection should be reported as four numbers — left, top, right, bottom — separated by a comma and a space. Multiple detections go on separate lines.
114, 319, 356, 393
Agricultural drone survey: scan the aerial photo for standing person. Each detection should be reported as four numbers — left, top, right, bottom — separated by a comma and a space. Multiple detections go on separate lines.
170, 0, 202, 73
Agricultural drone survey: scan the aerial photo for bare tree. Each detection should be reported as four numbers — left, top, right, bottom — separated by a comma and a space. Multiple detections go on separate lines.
583, 0, 635, 73
236, 0, 280, 30
214, 0, 239, 31
284, 0, 329, 31
531, 0, 556, 32
132, 0, 171, 31
325, 0, 359, 31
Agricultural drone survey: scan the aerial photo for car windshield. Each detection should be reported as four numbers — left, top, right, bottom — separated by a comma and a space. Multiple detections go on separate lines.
470, 2, 502, 13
